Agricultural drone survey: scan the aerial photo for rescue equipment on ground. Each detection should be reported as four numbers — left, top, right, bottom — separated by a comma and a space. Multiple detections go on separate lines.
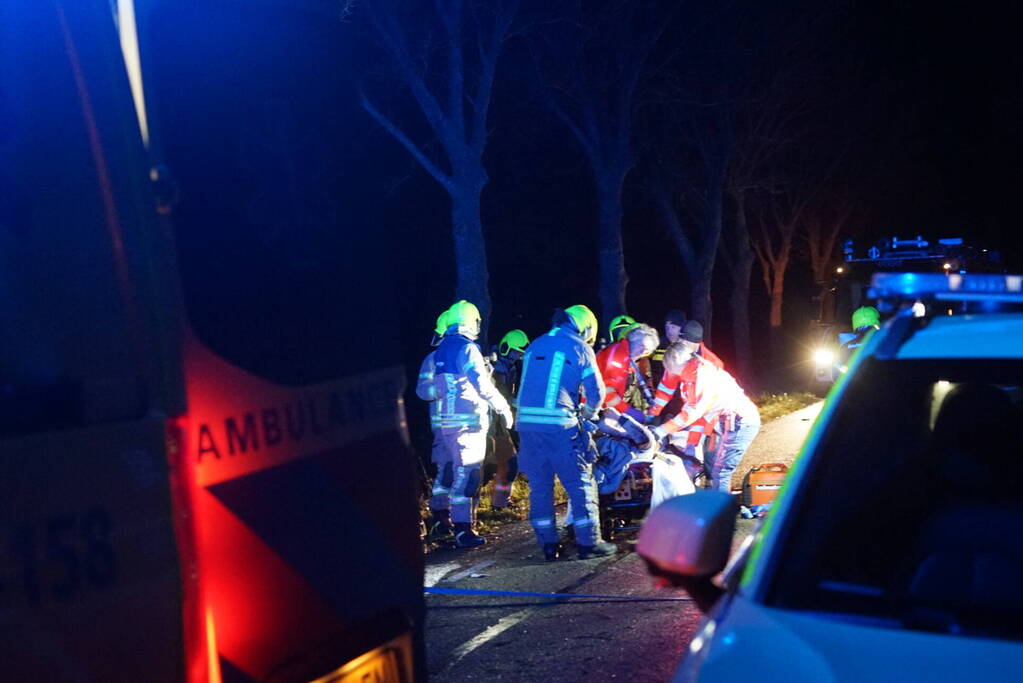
742, 462, 789, 506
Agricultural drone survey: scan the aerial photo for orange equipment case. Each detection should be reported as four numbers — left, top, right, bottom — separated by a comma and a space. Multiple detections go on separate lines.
743, 462, 789, 506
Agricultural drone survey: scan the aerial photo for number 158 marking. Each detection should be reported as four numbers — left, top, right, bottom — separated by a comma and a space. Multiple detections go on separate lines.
4, 507, 117, 604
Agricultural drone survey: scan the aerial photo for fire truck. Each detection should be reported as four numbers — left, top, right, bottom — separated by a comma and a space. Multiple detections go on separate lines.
1, 2, 423, 681
811, 235, 1003, 383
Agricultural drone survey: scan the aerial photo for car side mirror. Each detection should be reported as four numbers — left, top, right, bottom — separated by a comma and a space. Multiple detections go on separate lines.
636, 491, 738, 611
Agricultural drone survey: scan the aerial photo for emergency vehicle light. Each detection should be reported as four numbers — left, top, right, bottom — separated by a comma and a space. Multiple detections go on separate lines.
869, 273, 1023, 303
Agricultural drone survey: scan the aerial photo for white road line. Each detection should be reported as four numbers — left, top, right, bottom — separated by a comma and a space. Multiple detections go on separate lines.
447, 608, 533, 668
424, 562, 462, 588
442, 560, 496, 583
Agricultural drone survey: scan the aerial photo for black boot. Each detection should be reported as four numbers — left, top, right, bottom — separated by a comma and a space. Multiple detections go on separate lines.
426, 510, 453, 541
543, 543, 563, 562
453, 522, 486, 548
577, 540, 617, 559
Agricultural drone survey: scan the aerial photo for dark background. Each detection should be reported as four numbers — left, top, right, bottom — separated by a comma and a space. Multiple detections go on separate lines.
147, 0, 1022, 454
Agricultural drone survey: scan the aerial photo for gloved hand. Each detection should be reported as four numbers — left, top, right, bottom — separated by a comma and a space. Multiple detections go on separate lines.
500, 409, 514, 430
643, 412, 658, 426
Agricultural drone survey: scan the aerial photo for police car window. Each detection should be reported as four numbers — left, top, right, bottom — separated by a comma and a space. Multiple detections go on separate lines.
767, 360, 1023, 641
0, 5, 140, 434
141, 2, 399, 384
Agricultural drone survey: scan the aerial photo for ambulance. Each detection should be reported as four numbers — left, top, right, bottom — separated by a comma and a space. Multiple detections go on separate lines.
1, 2, 423, 681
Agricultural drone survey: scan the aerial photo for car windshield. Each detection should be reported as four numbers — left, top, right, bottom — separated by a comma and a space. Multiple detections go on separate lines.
768, 358, 1023, 641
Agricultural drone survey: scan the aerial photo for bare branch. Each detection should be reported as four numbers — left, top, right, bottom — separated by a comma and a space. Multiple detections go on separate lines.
361, 92, 454, 191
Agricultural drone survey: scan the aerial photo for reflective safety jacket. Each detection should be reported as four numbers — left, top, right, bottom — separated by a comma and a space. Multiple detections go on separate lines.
650, 342, 724, 415
650, 341, 723, 387
415, 351, 442, 430
594, 339, 634, 411
516, 325, 606, 430
655, 356, 758, 434
431, 334, 511, 430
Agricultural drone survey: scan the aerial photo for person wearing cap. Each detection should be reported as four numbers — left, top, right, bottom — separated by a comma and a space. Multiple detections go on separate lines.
651, 341, 760, 493
649, 309, 688, 386
516, 305, 617, 561
487, 329, 529, 508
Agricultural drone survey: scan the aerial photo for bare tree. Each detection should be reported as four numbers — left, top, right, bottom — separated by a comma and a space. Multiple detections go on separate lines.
751, 191, 802, 333
359, 0, 518, 332
803, 196, 854, 286
528, 0, 675, 325
648, 103, 734, 341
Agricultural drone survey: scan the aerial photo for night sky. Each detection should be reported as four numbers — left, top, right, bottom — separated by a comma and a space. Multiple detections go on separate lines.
147, 1, 1022, 444
351, 1, 1022, 360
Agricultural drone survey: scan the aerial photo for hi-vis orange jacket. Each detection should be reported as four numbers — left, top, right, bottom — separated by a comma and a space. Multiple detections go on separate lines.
653, 355, 759, 436
650, 343, 723, 417
595, 339, 637, 411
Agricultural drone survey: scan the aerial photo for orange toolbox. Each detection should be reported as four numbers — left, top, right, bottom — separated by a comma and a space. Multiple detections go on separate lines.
742, 462, 789, 506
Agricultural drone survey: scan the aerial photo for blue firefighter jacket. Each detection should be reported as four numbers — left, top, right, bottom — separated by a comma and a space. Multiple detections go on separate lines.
432, 333, 511, 430
516, 325, 606, 430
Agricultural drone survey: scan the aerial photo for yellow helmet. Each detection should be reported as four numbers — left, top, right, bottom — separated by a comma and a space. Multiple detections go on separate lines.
446, 300, 481, 339
564, 304, 598, 345
434, 309, 451, 336
609, 314, 637, 342
499, 329, 530, 356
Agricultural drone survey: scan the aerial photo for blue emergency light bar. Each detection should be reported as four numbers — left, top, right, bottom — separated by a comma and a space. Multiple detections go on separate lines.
869, 272, 1023, 303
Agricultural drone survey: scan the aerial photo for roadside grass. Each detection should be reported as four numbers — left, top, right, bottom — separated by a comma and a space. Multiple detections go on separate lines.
752, 391, 819, 423
475, 475, 565, 535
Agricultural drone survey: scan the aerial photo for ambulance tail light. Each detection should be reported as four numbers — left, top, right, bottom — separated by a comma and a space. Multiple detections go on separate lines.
166, 416, 221, 683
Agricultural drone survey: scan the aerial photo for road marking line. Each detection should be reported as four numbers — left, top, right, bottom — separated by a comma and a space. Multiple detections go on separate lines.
448, 607, 533, 667
443, 560, 495, 583
424, 562, 462, 587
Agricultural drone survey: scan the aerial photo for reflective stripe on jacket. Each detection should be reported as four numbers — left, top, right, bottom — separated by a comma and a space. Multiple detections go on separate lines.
650, 342, 725, 417
659, 356, 758, 434
516, 325, 606, 430
432, 334, 511, 430
416, 352, 442, 429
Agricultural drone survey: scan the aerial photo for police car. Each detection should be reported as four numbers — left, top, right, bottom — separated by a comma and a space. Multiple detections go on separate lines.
638, 272, 1023, 682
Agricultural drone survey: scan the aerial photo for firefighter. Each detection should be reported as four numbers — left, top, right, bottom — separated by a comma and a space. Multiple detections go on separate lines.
488, 329, 529, 508
651, 340, 760, 494
608, 314, 637, 343
416, 308, 454, 539
835, 305, 881, 376
432, 300, 514, 548
516, 305, 616, 561
595, 323, 659, 420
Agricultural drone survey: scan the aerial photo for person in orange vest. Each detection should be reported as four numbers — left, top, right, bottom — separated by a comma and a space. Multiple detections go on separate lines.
650, 340, 760, 493
594, 323, 659, 421
650, 321, 723, 410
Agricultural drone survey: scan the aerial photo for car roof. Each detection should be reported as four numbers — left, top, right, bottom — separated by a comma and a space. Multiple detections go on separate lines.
895, 313, 1023, 359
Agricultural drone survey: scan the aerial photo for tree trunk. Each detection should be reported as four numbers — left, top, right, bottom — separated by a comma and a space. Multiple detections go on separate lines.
690, 142, 730, 342
730, 195, 756, 387
595, 170, 628, 327
769, 261, 786, 328
450, 178, 492, 342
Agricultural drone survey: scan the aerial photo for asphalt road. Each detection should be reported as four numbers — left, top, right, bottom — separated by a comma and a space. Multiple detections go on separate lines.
425, 401, 824, 682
